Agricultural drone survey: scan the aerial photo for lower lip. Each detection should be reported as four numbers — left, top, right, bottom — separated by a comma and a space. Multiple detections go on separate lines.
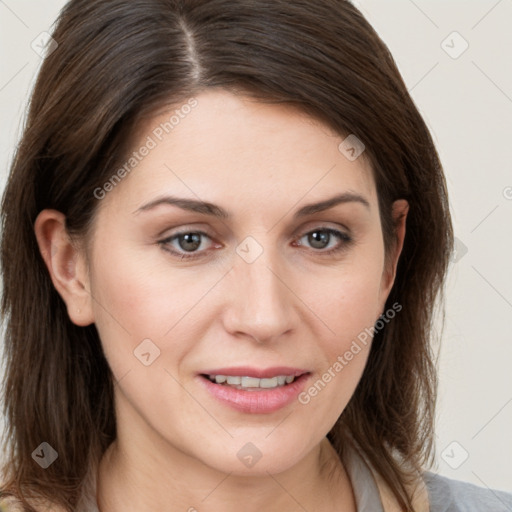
197, 374, 310, 414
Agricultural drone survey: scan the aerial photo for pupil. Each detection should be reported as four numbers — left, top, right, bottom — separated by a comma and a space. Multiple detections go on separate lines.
309, 231, 329, 249
179, 233, 201, 252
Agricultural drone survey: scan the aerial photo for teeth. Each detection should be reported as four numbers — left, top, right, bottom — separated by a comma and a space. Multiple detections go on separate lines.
207, 374, 298, 389
259, 377, 278, 388
241, 376, 260, 387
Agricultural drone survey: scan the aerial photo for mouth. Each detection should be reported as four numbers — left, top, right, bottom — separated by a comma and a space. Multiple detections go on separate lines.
198, 366, 309, 390
197, 367, 311, 414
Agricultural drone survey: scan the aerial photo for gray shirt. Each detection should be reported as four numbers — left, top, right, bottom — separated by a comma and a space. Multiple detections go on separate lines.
342, 440, 512, 511
423, 472, 512, 512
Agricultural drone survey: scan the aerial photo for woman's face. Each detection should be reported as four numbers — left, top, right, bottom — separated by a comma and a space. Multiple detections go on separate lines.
82, 89, 406, 475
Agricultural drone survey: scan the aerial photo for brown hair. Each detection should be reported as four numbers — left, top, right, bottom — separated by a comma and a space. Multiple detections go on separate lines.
0, 0, 453, 510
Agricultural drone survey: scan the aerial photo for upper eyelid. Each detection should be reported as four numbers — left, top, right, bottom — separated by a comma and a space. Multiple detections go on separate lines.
160, 219, 351, 237
160, 224, 349, 240
292, 221, 352, 239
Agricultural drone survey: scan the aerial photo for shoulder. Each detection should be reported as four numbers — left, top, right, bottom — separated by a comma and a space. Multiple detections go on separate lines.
423, 471, 512, 512
0, 495, 25, 512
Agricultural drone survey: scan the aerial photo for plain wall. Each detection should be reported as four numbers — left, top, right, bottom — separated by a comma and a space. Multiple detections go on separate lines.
1, 0, 511, 494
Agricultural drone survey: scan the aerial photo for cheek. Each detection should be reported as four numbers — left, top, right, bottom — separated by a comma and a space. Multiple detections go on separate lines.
294, 274, 383, 436
88, 241, 229, 375
307, 253, 385, 351
326, 273, 382, 342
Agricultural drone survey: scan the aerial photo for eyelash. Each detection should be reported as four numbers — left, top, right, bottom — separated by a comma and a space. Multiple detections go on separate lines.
158, 227, 353, 261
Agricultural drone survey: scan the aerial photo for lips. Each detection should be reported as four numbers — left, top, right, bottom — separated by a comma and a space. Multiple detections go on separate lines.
196, 366, 311, 414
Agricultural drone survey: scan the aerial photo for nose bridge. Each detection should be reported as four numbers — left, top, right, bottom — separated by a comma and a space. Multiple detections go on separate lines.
224, 242, 294, 342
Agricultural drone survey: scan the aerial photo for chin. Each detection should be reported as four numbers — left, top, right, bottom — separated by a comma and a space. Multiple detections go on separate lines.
198, 440, 310, 477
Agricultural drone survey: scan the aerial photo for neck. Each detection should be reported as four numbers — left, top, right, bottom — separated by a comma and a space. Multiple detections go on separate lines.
97, 429, 356, 512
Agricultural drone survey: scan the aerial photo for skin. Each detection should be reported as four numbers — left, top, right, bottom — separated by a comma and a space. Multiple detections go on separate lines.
35, 88, 408, 512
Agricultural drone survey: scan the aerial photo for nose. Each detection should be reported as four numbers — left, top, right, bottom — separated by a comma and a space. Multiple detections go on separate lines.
222, 246, 297, 344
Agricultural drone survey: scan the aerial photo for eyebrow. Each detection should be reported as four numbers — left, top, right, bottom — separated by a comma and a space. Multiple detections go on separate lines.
134, 192, 370, 218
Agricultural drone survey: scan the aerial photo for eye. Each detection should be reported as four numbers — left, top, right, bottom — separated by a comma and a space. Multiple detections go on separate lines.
158, 226, 353, 261
159, 230, 216, 259
294, 228, 353, 255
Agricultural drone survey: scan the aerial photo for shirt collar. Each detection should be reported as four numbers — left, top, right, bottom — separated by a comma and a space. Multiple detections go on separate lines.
341, 441, 430, 512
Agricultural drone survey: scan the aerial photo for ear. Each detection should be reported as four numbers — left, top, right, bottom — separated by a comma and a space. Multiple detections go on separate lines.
377, 199, 409, 315
34, 209, 94, 326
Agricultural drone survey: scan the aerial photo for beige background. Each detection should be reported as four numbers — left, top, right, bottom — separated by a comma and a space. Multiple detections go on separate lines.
1, 0, 511, 494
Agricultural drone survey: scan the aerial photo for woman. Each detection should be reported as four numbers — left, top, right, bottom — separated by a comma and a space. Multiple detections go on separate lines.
0, 0, 511, 511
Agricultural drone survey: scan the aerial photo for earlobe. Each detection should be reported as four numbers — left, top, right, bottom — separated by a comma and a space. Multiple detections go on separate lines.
34, 209, 94, 326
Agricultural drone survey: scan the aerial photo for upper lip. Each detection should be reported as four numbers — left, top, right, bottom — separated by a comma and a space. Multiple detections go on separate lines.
199, 366, 310, 379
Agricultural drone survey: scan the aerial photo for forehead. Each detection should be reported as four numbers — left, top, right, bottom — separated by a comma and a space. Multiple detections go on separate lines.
103, 89, 377, 215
